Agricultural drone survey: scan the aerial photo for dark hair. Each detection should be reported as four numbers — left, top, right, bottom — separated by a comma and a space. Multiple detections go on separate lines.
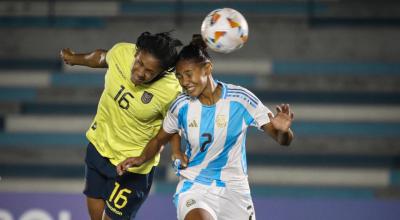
136, 31, 182, 71
177, 34, 211, 64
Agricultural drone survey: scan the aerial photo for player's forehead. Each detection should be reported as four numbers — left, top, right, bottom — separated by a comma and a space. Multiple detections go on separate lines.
176, 59, 202, 72
175, 60, 199, 74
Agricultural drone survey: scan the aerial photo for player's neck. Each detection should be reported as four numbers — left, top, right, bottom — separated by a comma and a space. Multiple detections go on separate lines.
199, 77, 220, 106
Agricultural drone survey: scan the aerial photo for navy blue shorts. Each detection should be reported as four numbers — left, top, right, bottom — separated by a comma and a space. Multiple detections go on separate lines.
83, 143, 155, 220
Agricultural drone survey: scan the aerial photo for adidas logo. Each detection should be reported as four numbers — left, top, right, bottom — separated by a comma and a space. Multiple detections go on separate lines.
189, 120, 198, 128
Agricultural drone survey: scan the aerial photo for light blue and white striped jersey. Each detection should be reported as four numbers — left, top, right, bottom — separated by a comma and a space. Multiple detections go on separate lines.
163, 81, 271, 188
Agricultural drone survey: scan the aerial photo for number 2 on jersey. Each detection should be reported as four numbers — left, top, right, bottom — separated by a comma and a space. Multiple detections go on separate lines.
200, 133, 212, 152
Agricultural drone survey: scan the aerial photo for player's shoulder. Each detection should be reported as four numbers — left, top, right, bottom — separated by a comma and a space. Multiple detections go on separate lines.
158, 72, 180, 87
107, 42, 136, 58
151, 73, 181, 97
168, 92, 191, 114
110, 42, 135, 51
224, 82, 259, 108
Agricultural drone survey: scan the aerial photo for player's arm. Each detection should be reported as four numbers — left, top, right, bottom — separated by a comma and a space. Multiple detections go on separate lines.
171, 133, 188, 168
262, 104, 294, 146
117, 129, 175, 175
60, 48, 108, 68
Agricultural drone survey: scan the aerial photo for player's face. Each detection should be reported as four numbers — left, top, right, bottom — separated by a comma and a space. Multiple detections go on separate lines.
131, 50, 163, 85
175, 59, 209, 97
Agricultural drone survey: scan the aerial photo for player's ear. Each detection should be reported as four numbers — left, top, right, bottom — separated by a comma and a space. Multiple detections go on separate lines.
204, 62, 212, 76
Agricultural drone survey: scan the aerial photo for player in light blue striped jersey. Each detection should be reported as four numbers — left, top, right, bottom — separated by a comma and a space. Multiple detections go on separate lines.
117, 35, 294, 220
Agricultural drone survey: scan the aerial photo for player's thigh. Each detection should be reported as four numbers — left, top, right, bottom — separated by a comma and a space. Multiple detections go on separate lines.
84, 143, 115, 200
219, 189, 256, 220
104, 167, 155, 220
185, 208, 215, 220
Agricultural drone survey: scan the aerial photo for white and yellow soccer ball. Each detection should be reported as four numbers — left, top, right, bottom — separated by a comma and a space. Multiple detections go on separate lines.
201, 8, 249, 53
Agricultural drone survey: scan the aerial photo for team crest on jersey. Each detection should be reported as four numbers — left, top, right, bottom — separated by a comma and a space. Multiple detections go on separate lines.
216, 115, 227, 128
141, 91, 153, 104
186, 199, 196, 207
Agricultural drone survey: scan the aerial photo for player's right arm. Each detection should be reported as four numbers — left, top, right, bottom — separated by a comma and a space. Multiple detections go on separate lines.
117, 96, 187, 175
117, 128, 175, 175
60, 48, 108, 68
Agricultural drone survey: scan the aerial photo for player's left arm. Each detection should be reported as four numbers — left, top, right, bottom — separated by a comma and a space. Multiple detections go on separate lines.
262, 104, 294, 146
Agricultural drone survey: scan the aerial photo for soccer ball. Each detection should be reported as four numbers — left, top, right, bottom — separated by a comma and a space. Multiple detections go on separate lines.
201, 8, 249, 53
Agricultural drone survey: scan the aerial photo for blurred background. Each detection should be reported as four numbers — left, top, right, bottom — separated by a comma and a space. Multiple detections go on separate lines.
0, 0, 400, 219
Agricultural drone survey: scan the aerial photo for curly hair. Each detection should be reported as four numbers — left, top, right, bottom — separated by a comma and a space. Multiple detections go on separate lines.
136, 31, 183, 72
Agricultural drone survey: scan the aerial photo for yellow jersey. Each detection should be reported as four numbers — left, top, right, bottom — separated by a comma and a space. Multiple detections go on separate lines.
86, 42, 181, 174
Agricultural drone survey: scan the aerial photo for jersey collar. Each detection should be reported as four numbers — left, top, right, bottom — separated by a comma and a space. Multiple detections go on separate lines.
215, 80, 227, 99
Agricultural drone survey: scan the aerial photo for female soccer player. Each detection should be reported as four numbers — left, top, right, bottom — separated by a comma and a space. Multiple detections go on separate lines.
60, 32, 182, 220
117, 35, 294, 220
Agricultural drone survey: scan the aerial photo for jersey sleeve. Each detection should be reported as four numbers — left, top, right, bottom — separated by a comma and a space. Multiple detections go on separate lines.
239, 86, 272, 129
250, 101, 272, 129
105, 42, 133, 65
105, 43, 136, 81
162, 93, 188, 134
162, 110, 179, 134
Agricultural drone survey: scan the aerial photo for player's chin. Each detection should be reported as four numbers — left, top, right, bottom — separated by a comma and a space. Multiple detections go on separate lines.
185, 90, 198, 98
184, 88, 199, 97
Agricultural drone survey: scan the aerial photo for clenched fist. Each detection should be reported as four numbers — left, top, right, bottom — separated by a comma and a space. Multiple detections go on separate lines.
60, 48, 75, 65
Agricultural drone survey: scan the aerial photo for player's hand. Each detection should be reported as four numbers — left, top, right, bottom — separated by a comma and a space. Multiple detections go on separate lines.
171, 152, 188, 169
116, 156, 146, 176
60, 48, 75, 65
268, 104, 294, 133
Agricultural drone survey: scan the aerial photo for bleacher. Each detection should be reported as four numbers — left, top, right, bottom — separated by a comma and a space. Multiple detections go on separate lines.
1, 0, 400, 219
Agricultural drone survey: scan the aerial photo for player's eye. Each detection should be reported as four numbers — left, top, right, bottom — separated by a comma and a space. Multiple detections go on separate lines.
146, 70, 154, 77
136, 59, 143, 67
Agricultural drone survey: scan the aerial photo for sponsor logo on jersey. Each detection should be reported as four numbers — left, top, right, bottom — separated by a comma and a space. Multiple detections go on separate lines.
189, 120, 198, 128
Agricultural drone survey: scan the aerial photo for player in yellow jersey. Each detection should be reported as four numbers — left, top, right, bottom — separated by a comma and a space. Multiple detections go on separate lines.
60, 32, 182, 220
